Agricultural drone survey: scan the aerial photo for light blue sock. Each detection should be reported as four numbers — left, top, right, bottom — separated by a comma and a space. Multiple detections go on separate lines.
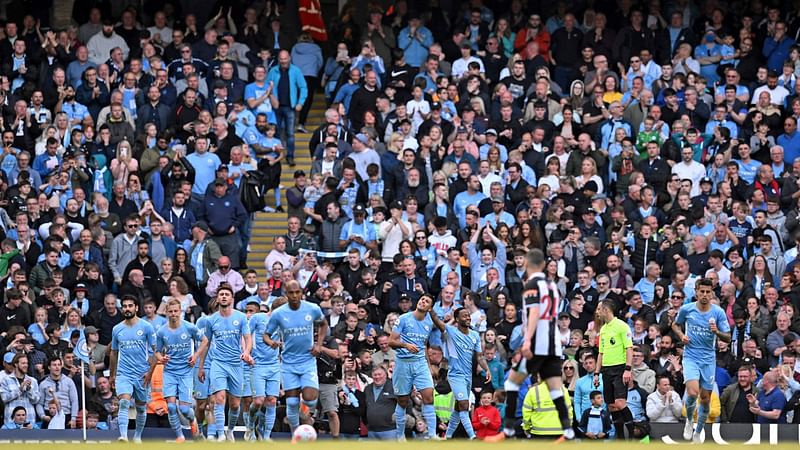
286, 397, 300, 430
179, 404, 195, 422
302, 398, 317, 418
685, 395, 697, 424
445, 411, 459, 439
275, 188, 282, 207
167, 403, 183, 438
422, 404, 437, 438
134, 404, 147, 439
395, 404, 406, 439
459, 410, 476, 439
227, 407, 240, 432
118, 398, 131, 440
214, 404, 226, 438
264, 405, 276, 438
695, 402, 709, 433
242, 407, 251, 430
248, 404, 260, 430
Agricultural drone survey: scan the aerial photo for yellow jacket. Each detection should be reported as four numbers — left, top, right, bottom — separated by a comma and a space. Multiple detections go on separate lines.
521, 382, 573, 436
681, 390, 721, 424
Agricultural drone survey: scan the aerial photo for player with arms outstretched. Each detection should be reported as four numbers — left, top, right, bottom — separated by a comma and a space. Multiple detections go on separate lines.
672, 278, 730, 443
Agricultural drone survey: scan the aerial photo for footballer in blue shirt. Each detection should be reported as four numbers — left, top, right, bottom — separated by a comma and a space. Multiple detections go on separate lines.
109, 295, 157, 443
672, 278, 730, 444
434, 307, 491, 440
197, 284, 254, 442
389, 293, 439, 440
247, 296, 286, 441
264, 280, 328, 433
155, 299, 206, 442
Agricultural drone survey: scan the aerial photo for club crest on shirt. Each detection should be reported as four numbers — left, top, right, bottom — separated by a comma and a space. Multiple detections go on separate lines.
181, 334, 188, 340
136, 330, 143, 336
424, 325, 430, 331
233, 320, 240, 326
457, 392, 465, 399
305, 315, 312, 322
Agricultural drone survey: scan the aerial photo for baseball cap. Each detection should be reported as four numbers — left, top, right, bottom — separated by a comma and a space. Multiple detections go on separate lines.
75, 283, 88, 292
457, 126, 468, 133
3, 352, 14, 364
491, 196, 504, 203
389, 200, 404, 210
430, 101, 441, 110
485, 128, 498, 136
355, 133, 370, 145
700, 177, 713, 185
84, 326, 98, 334
217, 164, 229, 172
214, 177, 227, 186
353, 204, 367, 215
294, 170, 306, 178
192, 221, 210, 232
582, 181, 599, 192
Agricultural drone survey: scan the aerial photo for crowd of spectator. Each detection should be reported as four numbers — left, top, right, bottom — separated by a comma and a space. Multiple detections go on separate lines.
1, 0, 800, 439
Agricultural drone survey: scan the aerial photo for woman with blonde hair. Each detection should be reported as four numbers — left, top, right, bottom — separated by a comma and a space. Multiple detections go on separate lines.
110, 140, 138, 182
561, 359, 580, 397
575, 157, 604, 193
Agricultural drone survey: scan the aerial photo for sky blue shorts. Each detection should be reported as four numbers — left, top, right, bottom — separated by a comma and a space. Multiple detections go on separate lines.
683, 357, 715, 391
393, 358, 433, 396
252, 365, 281, 398
163, 370, 193, 403
116, 375, 149, 403
210, 360, 244, 397
281, 362, 319, 391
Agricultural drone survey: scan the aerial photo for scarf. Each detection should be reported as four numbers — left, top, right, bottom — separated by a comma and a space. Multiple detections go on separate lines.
731, 321, 750, 357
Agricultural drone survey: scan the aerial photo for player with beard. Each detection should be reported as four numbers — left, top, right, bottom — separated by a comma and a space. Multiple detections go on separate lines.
197, 284, 254, 442
109, 295, 157, 442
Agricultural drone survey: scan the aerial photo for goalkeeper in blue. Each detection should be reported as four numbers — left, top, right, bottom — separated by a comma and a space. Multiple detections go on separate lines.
109, 295, 157, 442
672, 278, 730, 444
432, 306, 491, 440
155, 299, 206, 442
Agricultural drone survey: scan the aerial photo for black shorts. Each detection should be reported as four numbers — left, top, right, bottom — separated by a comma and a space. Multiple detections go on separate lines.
601, 365, 628, 404
516, 355, 563, 380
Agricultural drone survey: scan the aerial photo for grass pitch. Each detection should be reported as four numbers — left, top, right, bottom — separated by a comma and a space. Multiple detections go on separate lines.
8, 440, 800, 449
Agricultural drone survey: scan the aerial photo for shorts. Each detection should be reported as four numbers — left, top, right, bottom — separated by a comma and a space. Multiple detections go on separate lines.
393, 358, 433, 396
116, 375, 149, 403
163, 371, 193, 403
194, 366, 211, 400
448, 374, 471, 402
242, 365, 253, 398
210, 360, 245, 397
514, 355, 562, 380
318, 383, 339, 413
601, 365, 628, 404
252, 365, 281, 398
683, 357, 715, 391
282, 363, 319, 391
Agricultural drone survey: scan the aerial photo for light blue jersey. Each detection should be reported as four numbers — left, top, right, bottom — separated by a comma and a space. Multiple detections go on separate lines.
205, 310, 250, 363
675, 303, 730, 362
111, 319, 157, 377
265, 301, 323, 366
157, 321, 201, 376
195, 316, 213, 370
393, 311, 434, 361
250, 313, 280, 367
144, 314, 167, 330
443, 325, 481, 377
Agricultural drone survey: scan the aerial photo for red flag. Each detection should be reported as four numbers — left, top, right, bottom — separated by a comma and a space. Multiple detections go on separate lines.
299, 0, 327, 42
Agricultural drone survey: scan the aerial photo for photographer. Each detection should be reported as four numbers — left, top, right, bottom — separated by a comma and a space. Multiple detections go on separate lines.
317, 332, 342, 438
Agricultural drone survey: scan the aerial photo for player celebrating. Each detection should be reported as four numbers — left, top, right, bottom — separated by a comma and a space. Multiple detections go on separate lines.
672, 278, 730, 443
487, 248, 572, 442
198, 284, 254, 442
156, 299, 205, 442
109, 295, 157, 442
594, 299, 634, 440
389, 293, 439, 440
264, 281, 327, 432
194, 299, 217, 439
248, 296, 286, 440
434, 307, 491, 440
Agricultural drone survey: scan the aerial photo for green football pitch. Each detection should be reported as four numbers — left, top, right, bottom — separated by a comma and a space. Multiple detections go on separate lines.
8, 441, 800, 449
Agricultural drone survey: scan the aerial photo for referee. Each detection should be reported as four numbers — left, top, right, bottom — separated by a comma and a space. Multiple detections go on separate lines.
594, 299, 634, 440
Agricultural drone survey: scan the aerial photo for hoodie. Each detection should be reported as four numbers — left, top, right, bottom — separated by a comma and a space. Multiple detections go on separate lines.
632, 364, 656, 394
290, 41, 324, 78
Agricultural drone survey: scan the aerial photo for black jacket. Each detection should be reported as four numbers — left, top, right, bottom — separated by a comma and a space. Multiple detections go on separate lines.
363, 380, 397, 432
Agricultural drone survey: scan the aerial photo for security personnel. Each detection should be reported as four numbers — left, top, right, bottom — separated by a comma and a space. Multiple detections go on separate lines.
521, 381, 573, 438
197, 177, 248, 270
146, 362, 168, 427
433, 382, 455, 431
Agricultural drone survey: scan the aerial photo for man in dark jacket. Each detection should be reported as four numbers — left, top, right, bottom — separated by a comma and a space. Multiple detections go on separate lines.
197, 178, 248, 270
363, 366, 398, 439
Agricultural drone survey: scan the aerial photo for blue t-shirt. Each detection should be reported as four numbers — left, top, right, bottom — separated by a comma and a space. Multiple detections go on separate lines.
443, 324, 481, 378
157, 320, 201, 375
675, 303, 730, 362
186, 152, 221, 195
143, 314, 167, 330
111, 319, 157, 378
736, 159, 761, 184
249, 312, 280, 367
756, 387, 787, 424
265, 301, 324, 366
205, 310, 250, 364
393, 311, 434, 361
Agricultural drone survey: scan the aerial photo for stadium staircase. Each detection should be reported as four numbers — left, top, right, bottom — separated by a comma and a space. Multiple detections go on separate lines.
244, 92, 325, 274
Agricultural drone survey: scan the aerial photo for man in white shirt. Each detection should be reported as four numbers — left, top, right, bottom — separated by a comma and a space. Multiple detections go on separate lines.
646, 375, 682, 423
451, 41, 485, 80
671, 146, 705, 197
752, 71, 790, 105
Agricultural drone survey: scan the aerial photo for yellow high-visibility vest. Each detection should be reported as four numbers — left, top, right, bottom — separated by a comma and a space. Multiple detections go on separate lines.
433, 391, 455, 422
521, 382, 572, 436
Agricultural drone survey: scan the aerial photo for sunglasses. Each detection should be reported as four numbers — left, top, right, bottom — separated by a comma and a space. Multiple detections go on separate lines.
219, 265, 231, 270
